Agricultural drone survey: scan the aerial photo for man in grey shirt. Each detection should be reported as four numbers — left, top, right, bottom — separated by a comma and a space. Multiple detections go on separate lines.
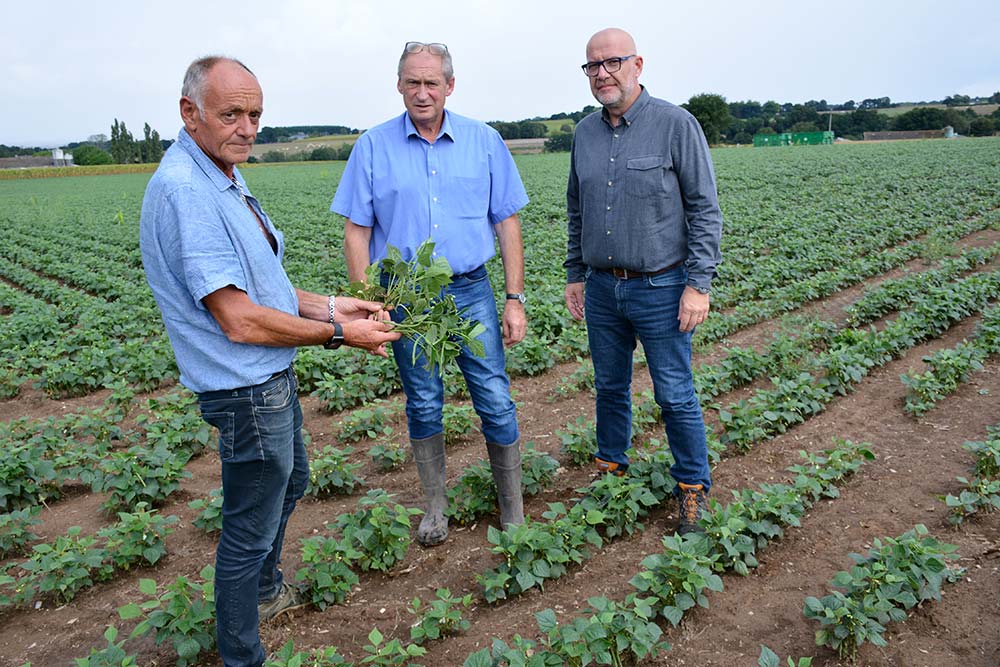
564, 27, 722, 535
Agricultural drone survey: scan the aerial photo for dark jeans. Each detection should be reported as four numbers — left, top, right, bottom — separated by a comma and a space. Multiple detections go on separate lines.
585, 266, 711, 490
388, 264, 519, 446
197, 366, 309, 667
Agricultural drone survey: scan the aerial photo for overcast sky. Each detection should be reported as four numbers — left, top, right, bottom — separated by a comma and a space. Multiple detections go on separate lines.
3, 0, 998, 147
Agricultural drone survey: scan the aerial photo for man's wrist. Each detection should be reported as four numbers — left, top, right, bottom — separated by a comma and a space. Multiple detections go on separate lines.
688, 284, 711, 295
328, 295, 336, 323
505, 292, 526, 305
323, 322, 344, 349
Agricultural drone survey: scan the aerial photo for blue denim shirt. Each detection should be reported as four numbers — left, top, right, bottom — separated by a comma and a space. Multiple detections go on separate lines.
565, 88, 723, 290
331, 110, 529, 274
140, 129, 298, 393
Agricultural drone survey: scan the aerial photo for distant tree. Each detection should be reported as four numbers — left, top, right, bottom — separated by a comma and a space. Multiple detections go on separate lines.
141, 123, 164, 163
682, 93, 731, 144
789, 121, 820, 133
761, 101, 781, 116
71, 144, 114, 165
969, 117, 996, 136
943, 94, 971, 107
841, 100, 856, 110
110, 119, 138, 164
309, 146, 339, 161
728, 100, 763, 119
559, 123, 574, 133
544, 132, 573, 152
990, 91, 1000, 104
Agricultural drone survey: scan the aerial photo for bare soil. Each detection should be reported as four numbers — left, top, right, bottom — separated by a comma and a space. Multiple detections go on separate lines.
2, 231, 999, 667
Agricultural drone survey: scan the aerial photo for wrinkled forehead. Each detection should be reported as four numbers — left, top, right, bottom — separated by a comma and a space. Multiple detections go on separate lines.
399, 52, 449, 82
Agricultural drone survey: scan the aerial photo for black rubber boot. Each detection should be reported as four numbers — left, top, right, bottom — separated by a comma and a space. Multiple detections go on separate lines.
411, 433, 448, 546
486, 440, 525, 529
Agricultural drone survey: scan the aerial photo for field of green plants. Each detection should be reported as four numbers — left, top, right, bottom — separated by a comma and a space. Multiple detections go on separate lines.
1, 138, 999, 666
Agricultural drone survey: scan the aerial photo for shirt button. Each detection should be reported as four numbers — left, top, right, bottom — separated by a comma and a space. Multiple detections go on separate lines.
608, 255, 613, 261
607, 206, 611, 211
610, 158, 614, 162
606, 230, 611, 235
431, 170, 437, 175
608, 181, 612, 186
433, 197, 438, 202
434, 224, 438, 229
614, 134, 619, 138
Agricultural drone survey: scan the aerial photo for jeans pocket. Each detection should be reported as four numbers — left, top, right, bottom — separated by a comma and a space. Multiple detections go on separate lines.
647, 266, 687, 288
258, 372, 294, 411
202, 410, 236, 461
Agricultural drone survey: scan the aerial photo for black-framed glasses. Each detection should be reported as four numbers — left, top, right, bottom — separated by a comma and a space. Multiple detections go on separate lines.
581, 55, 635, 77
405, 41, 449, 56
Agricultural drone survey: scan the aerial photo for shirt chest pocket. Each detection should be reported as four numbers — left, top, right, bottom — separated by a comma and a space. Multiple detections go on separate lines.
625, 155, 666, 199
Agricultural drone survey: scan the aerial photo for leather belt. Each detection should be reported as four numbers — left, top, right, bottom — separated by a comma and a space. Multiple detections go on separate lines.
607, 259, 683, 280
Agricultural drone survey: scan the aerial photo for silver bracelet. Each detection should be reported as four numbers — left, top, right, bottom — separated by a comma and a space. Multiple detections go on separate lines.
328, 295, 336, 324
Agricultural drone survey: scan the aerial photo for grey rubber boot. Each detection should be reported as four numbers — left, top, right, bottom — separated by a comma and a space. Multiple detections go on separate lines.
486, 440, 525, 529
411, 433, 448, 546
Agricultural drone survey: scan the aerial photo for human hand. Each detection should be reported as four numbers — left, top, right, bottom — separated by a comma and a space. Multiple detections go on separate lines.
678, 287, 710, 333
342, 319, 401, 357
502, 301, 526, 347
564, 282, 585, 321
335, 295, 392, 322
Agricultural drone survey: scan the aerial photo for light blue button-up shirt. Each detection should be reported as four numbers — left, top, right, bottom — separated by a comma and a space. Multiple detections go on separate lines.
140, 128, 298, 393
331, 110, 529, 274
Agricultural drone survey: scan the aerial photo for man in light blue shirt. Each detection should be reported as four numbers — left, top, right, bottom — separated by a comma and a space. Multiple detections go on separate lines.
141, 56, 398, 667
332, 41, 529, 547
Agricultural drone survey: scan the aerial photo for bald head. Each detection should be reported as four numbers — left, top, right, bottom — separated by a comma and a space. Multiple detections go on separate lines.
586, 28, 637, 60
583, 28, 643, 122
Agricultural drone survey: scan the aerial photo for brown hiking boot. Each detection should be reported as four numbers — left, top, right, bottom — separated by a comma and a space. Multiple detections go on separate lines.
594, 457, 627, 477
677, 482, 708, 535
258, 581, 308, 621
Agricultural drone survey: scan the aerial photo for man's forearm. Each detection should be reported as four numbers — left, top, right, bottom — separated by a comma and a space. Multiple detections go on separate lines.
344, 220, 373, 282
494, 214, 525, 293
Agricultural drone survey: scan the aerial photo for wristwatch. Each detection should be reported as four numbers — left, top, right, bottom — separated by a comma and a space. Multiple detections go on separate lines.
689, 285, 711, 295
506, 292, 527, 304
323, 322, 344, 350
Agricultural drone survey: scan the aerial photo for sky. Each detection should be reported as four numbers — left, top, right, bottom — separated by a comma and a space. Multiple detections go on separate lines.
2, 0, 998, 147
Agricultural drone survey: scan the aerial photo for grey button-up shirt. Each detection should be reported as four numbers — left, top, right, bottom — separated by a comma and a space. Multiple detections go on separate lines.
565, 88, 722, 291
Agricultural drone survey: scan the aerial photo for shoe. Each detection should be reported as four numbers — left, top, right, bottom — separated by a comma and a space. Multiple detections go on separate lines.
594, 457, 628, 477
411, 433, 449, 546
258, 581, 308, 621
486, 440, 525, 529
677, 482, 708, 535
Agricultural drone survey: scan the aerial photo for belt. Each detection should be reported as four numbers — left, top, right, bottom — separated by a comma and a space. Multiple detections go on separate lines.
451, 264, 485, 281
607, 259, 683, 280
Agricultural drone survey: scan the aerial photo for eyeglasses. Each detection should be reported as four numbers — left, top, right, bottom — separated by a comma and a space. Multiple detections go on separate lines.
581, 55, 635, 77
405, 42, 449, 56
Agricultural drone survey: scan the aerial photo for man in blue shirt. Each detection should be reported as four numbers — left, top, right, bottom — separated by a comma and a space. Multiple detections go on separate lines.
140, 56, 399, 667
332, 42, 529, 546
565, 29, 723, 535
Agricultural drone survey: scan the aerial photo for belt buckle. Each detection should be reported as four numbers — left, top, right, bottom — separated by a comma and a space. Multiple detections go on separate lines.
613, 267, 630, 280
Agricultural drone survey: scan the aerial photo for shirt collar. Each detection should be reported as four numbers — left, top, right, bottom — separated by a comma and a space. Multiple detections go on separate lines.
403, 110, 456, 143
176, 128, 243, 193
601, 85, 651, 128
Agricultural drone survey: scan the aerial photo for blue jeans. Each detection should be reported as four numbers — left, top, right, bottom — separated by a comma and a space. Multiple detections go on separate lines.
388, 264, 519, 446
197, 366, 309, 667
585, 266, 711, 491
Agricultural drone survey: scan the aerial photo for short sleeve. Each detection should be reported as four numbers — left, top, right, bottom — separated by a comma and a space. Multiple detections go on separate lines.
166, 186, 248, 308
331, 133, 375, 226
486, 128, 529, 224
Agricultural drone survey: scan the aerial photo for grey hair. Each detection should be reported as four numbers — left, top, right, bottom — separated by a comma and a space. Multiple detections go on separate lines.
181, 56, 255, 113
397, 46, 454, 81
